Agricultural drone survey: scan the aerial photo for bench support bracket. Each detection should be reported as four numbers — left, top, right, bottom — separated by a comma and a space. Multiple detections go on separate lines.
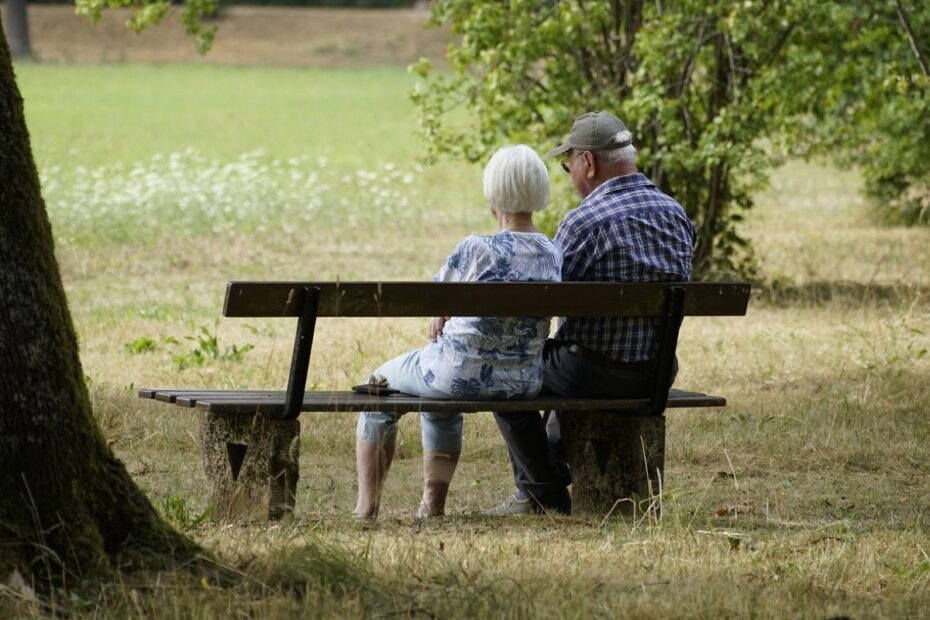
281, 286, 320, 421
561, 412, 665, 517
201, 412, 300, 521
559, 286, 682, 516
647, 285, 685, 417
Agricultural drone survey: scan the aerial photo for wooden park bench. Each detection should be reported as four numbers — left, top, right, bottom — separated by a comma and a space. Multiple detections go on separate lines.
139, 281, 751, 520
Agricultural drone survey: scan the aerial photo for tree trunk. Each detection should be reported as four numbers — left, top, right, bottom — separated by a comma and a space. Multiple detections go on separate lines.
693, 33, 733, 274
2, 0, 32, 60
0, 21, 197, 582
560, 412, 665, 517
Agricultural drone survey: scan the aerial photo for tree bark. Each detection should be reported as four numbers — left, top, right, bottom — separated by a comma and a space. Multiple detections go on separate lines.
0, 21, 197, 582
1, 0, 32, 60
561, 412, 665, 517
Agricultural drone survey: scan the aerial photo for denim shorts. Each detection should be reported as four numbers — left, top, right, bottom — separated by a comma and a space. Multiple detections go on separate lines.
355, 349, 464, 452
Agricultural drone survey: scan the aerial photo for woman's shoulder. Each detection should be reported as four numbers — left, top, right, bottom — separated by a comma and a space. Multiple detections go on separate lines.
513, 231, 561, 256
491, 231, 557, 245
458, 233, 518, 253
451, 234, 494, 256
450, 233, 514, 256
442, 235, 496, 273
456, 232, 560, 261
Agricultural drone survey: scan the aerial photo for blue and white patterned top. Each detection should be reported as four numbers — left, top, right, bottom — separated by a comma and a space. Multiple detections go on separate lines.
418, 232, 562, 399
554, 173, 696, 362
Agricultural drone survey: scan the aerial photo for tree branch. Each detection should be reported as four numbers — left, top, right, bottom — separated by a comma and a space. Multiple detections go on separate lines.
676, 19, 712, 99
724, 32, 739, 98
599, 21, 618, 82
894, 0, 930, 78
759, 22, 796, 72
574, 0, 618, 86
613, 0, 622, 38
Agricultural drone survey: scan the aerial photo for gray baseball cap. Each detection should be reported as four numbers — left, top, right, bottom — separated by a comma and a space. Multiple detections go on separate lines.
546, 111, 632, 158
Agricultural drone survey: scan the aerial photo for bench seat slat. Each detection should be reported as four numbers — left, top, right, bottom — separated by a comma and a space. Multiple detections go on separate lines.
139, 388, 724, 415
139, 389, 257, 403
173, 391, 284, 406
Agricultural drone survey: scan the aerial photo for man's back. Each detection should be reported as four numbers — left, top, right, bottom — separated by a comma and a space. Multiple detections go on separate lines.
555, 172, 695, 363
487, 110, 697, 517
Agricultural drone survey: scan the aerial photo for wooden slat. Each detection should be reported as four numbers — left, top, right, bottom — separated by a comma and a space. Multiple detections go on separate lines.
146, 389, 257, 404
137, 388, 724, 415
223, 281, 751, 318
139, 389, 281, 405
140, 389, 249, 406
173, 391, 285, 407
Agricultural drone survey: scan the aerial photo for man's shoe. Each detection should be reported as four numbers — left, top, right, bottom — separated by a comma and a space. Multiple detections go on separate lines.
483, 493, 534, 516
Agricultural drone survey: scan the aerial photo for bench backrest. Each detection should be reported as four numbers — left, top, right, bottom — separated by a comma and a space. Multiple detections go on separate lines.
222, 281, 751, 420
223, 281, 751, 318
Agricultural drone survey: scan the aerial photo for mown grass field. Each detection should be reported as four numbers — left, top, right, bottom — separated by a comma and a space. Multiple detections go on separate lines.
8, 62, 930, 617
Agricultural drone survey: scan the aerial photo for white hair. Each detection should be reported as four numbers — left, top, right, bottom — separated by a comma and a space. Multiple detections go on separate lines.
593, 130, 637, 166
482, 144, 549, 213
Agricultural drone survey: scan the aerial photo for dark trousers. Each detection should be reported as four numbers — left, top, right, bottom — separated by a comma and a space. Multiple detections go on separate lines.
494, 340, 670, 512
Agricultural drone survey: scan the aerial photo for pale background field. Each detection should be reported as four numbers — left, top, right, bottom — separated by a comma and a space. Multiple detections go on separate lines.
7, 7, 930, 617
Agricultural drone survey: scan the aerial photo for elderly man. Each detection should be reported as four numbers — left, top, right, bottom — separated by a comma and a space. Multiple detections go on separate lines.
487, 111, 696, 516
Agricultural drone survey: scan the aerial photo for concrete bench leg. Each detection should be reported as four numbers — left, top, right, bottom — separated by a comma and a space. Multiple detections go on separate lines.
560, 411, 665, 518
200, 412, 300, 522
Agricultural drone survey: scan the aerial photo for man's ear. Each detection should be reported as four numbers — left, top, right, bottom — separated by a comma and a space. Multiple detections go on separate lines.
585, 152, 598, 180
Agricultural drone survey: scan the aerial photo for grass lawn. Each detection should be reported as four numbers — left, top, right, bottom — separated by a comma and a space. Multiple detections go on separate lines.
22, 64, 426, 166
8, 62, 930, 618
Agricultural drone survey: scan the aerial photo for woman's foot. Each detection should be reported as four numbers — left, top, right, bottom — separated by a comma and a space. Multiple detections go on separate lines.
416, 501, 441, 520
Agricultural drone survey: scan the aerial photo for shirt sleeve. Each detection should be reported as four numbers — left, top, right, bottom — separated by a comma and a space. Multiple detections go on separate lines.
555, 213, 596, 282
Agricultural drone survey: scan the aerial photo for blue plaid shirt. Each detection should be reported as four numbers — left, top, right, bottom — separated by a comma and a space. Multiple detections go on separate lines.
554, 173, 696, 362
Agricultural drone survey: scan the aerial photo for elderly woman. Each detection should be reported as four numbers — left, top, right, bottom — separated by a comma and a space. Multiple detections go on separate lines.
354, 144, 562, 520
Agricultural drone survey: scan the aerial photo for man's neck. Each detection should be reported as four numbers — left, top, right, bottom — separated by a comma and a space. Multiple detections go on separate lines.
599, 163, 638, 183
582, 164, 639, 198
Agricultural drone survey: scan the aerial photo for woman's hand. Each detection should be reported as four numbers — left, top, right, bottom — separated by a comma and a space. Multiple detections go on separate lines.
429, 316, 450, 342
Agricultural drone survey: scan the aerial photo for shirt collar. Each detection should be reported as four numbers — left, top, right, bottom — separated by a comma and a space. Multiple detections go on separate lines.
583, 172, 654, 203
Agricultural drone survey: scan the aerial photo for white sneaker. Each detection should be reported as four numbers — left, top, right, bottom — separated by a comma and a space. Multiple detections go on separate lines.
483, 493, 534, 516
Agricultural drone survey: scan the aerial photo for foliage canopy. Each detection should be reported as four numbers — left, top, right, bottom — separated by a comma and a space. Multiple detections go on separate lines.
412, 0, 930, 276
76, 0, 219, 52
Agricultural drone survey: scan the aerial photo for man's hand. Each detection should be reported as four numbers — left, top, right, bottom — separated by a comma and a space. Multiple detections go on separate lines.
429, 316, 450, 342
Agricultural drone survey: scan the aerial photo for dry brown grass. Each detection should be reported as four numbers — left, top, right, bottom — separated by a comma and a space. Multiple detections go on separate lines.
8, 36, 930, 614
47, 158, 930, 617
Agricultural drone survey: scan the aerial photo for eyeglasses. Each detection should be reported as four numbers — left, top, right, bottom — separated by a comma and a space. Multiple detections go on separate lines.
560, 151, 586, 173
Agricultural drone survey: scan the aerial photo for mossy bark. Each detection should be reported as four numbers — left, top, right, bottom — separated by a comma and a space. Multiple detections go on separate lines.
0, 22, 199, 581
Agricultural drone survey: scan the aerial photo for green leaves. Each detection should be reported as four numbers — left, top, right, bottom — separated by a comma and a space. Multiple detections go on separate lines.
124, 337, 158, 355
180, 0, 218, 54
75, 0, 217, 54
415, 1, 776, 276
414, 0, 930, 278
125, 1, 171, 34
172, 323, 254, 371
